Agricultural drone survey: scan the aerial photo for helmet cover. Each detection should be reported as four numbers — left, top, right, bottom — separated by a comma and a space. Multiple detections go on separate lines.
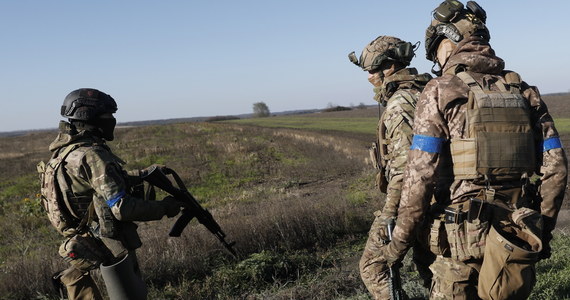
349, 36, 417, 72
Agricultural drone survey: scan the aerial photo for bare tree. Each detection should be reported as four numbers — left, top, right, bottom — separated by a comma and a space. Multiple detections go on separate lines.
253, 102, 270, 118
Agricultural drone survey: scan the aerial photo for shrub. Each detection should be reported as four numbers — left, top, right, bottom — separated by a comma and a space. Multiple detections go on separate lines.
322, 106, 352, 113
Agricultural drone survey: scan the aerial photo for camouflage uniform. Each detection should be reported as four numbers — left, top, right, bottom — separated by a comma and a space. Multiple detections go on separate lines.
48, 122, 177, 299
383, 35, 568, 299
360, 67, 434, 299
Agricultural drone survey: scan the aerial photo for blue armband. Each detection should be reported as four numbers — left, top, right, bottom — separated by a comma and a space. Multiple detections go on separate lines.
543, 137, 562, 152
410, 134, 445, 153
106, 190, 126, 208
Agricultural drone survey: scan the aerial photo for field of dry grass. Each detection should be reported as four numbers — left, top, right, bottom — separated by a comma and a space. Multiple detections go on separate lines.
1, 94, 569, 299
0, 122, 382, 299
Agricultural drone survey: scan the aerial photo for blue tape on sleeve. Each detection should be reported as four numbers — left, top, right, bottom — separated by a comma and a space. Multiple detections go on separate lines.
106, 190, 126, 207
543, 137, 562, 152
410, 134, 445, 153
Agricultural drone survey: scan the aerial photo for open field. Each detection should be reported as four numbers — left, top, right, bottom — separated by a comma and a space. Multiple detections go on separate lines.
1, 95, 570, 299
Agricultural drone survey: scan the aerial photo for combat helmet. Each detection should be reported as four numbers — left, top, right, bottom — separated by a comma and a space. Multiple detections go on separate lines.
425, 0, 489, 62
61, 88, 117, 121
348, 36, 417, 72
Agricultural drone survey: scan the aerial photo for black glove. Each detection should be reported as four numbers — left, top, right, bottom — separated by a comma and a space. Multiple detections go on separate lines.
162, 196, 181, 218
540, 231, 553, 260
540, 216, 556, 260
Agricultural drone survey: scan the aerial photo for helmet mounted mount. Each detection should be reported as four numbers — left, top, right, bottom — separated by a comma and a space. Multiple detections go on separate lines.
425, 0, 488, 63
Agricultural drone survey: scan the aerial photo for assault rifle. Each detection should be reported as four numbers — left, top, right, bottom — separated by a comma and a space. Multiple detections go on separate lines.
141, 165, 237, 257
387, 219, 404, 300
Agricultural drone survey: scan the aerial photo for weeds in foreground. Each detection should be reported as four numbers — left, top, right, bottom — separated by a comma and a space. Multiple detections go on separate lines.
1, 120, 570, 299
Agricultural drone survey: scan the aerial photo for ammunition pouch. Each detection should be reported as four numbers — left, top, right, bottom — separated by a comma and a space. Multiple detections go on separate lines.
429, 198, 490, 260
93, 197, 119, 238
444, 218, 489, 261
428, 218, 450, 256
431, 190, 543, 299
369, 142, 388, 193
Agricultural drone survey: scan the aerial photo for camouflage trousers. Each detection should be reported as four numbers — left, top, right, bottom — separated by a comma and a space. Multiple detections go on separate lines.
57, 250, 143, 300
58, 266, 104, 300
359, 211, 434, 300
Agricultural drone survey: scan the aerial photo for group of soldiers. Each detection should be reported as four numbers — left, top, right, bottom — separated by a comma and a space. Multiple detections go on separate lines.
38, 0, 567, 299
351, 0, 568, 299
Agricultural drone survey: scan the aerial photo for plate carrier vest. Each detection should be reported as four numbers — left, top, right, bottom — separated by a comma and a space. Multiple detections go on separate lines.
449, 71, 535, 181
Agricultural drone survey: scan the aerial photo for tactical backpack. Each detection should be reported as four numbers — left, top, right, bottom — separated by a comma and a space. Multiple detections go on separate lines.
449, 71, 535, 182
37, 145, 88, 236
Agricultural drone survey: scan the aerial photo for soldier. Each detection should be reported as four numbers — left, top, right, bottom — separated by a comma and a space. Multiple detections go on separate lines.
348, 36, 433, 299
38, 88, 183, 299
380, 1, 568, 299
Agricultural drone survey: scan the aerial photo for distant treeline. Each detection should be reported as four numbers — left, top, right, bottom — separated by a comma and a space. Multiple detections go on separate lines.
3, 92, 567, 137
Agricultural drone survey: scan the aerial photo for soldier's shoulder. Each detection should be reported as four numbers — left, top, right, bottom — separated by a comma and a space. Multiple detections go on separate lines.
426, 74, 460, 87
383, 90, 417, 117
422, 74, 468, 102
390, 88, 419, 102
79, 144, 116, 165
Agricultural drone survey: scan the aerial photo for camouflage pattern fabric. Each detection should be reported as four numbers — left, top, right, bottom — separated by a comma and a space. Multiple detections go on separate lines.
360, 68, 433, 299
359, 36, 405, 72
45, 122, 176, 298
378, 71, 420, 215
383, 35, 568, 298
429, 256, 479, 300
360, 212, 391, 299
58, 267, 103, 300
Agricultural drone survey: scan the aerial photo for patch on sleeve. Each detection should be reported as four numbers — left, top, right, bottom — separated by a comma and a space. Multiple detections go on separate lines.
410, 134, 445, 153
543, 137, 562, 152
106, 190, 126, 207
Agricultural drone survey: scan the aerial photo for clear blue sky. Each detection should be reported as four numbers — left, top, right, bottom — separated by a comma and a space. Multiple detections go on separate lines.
1, 1, 569, 132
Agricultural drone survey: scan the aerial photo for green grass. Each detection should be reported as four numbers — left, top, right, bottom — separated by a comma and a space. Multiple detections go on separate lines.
531, 232, 570, 299
230, 116, 377, 134
554, 118, 570, 133
232, 116, 570, 136
2, 117, 569, 299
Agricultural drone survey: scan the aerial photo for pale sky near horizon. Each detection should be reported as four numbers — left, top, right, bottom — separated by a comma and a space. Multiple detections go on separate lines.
1, 1, 569, 132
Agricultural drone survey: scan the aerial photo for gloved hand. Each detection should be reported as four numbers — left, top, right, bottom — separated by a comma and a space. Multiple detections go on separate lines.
374, 210, 397, 241
162, 196, 182, 218
540, 216, 557, 260
540, 231, 553, 260
539, 243, 552, 260
382, 239, 409, 266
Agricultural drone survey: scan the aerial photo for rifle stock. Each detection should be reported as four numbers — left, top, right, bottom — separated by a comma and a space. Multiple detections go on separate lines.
141, 165, 237, 257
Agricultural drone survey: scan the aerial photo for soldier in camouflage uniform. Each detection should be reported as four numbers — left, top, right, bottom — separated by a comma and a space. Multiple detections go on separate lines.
380, 1, 568, 299
349, 36, 433, 299
42, 88, 182, 299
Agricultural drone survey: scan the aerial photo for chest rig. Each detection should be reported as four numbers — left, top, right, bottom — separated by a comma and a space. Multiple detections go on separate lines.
450, 71, 535, 182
